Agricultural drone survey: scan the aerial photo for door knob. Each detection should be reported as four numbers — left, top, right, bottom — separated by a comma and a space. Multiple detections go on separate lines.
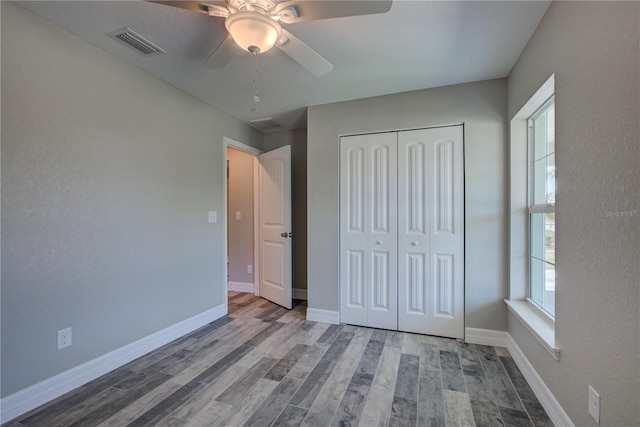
281, 232, 293, 238
411, 241, 418, 246
376, 240, 382, 245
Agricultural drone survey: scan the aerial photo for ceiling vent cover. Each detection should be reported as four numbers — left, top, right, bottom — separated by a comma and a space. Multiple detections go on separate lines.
108, 28, 165, 57
250, 118, 283, 132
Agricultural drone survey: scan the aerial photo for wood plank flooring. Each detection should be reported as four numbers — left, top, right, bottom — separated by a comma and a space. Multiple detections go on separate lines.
6, 292, 553, 427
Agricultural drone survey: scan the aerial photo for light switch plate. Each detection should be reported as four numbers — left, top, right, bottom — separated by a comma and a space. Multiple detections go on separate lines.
588, 385, 600, 424
208, 211, 217, 223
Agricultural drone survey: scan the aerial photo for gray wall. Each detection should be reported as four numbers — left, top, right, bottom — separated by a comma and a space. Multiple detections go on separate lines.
1, 2, 262, 397
264, 129, 308, 292
507, 2, 639, 425
227, 148, 255, 284
307, 79, 508, 331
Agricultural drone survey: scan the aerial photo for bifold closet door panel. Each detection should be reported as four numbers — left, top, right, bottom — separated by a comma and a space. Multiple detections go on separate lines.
398, 126, 464, 338
340, 134, 369, 327
340, 133, 398, 330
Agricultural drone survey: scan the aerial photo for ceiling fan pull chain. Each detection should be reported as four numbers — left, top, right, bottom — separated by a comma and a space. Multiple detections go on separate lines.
251, 51, 260, 112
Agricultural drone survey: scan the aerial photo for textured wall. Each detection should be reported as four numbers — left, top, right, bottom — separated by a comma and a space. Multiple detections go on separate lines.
227, 148, 255, 284
307, 79, 508, 331
1, 3, 262, 397
264, 129, 308, 292
507, 2, 639, 425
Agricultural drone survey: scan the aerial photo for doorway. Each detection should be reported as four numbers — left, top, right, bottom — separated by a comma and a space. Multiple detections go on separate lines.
226, 146, 258, 294
224, 137, 293, 311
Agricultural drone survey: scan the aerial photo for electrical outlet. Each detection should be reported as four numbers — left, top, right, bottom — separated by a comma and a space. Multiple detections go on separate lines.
588, 385, 600, 424
208, 211, 217, 223
235, 211, 241, 220
57, 327, 72, 350
247, 265, 253, 274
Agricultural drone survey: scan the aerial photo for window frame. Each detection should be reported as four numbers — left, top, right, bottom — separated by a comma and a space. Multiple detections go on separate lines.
527, 96, 555, 318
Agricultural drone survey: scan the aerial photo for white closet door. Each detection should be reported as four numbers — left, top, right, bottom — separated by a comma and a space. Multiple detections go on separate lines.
398, 126, 464, 338
340, 133, 398, 330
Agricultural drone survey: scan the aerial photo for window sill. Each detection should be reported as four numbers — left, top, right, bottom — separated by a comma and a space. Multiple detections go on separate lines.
505, 299, 560, 361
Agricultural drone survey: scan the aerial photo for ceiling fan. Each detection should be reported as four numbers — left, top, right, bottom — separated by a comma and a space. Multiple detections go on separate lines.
148, 0, 392, 76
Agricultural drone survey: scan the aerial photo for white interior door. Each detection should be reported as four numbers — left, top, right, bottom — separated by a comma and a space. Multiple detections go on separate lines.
340, 133, 397, 330
258, 145, 292, 309
398, 126, 464, 338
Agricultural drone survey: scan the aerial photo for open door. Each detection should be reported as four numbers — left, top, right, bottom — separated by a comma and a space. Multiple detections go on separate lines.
258, 145, 292, 309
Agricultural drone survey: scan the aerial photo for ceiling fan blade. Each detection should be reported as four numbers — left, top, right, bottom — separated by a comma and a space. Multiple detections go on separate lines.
205, 35, 239, 68
145, 1, 227, 15
276, 29, 333, 76
276, 0, 392, 23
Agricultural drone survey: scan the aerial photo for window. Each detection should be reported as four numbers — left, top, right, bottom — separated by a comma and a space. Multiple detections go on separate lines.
507, 74, 558, 359
528, 98, 555, 317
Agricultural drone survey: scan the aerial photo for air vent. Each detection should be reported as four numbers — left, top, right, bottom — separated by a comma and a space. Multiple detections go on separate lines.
250, 118, 283, 132
108, 28, 165, 57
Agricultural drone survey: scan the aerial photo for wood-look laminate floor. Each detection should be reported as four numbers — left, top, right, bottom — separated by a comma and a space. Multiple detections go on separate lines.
6, 292, 553, 427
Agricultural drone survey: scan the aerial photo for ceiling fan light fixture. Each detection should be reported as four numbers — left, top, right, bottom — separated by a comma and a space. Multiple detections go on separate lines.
225, 11, 282, 54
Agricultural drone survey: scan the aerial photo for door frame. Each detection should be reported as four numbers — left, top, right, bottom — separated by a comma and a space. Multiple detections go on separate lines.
223, 137, 263, 312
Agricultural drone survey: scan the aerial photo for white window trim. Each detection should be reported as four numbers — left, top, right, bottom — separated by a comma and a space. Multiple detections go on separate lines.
508, 74, 559, 360
505, 299, 560, 360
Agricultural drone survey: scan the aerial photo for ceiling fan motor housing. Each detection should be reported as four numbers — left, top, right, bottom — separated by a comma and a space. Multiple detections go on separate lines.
227, 0, 278, 15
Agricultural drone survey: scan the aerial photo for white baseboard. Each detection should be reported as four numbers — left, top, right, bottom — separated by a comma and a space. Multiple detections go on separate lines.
293, 288, 308, 300
228, 281, 254, 293
506, 334, 574, 427
0, 304, 227, 424
306, 308, 339, 324
465, 327, 509, 347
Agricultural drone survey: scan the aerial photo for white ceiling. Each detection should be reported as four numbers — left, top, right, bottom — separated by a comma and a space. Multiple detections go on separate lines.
16, 0, 550, 131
